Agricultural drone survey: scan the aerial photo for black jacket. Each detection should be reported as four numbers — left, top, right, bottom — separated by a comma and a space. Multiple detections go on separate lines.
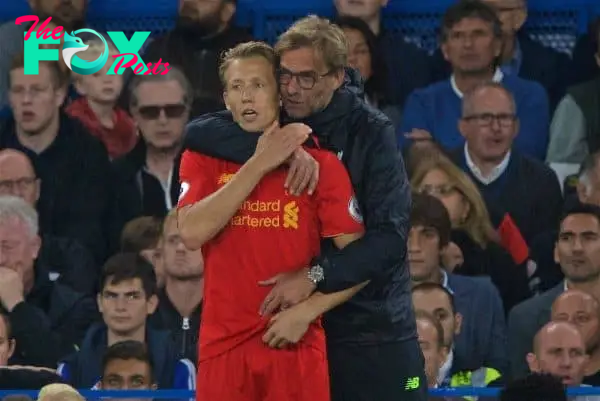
0, 113, 112, 262
40, 234, 99, 295
110, 139, 181, 252
8, 264, 99, 368
149, 289, 202, 364
183, 68, 415, 344
58, 323, 194, 389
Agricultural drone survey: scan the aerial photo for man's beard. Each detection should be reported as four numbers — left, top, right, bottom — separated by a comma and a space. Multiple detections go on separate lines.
175, 11, 223, 38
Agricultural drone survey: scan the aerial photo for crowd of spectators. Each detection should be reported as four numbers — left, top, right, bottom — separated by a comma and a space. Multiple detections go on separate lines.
0, 0, 599, 398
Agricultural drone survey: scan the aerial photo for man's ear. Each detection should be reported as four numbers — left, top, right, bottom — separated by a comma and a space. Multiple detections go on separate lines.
526, 352, 540, 373
223, 92, 230, 111
454, 312, 463, 335
146, 294, 159, 315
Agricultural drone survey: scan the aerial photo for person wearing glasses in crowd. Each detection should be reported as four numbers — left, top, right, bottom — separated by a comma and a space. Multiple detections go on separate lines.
111, 67, 192, 250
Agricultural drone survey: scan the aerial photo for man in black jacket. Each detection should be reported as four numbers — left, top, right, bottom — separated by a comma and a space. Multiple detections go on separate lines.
0, 196, 98, 368
183, 16, 424, 401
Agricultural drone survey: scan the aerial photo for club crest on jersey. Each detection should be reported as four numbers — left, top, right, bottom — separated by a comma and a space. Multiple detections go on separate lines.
179, 182, 190, 202
348, 196, 363, 223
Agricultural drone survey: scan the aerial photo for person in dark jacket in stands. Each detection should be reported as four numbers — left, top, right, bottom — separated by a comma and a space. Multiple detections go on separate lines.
0, 196, 98, 368
111, 68, 190, 251
57, 252, 195, 390
546, 22, 600, 166
0, 150, 99, 295
1, 54, 112, 263
0, 311, 65, 389
184, 16, 424, 401
121, 0, 252, 118
149, 209, 202, 364
447, 81, 562, 246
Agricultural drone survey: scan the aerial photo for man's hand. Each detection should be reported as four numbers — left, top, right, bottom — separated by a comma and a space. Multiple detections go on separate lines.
251, 122, 311, 174
258, 267, 316, 316
285, 148, 320, 196
0, 267, 24, 312
404, 129, 432, 142
262, 303, 314, 349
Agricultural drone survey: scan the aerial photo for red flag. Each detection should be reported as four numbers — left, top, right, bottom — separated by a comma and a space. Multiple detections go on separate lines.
498, 213, 529, 264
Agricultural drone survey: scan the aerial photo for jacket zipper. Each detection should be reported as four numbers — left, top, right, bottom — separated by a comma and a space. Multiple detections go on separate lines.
181, 317, 190, 357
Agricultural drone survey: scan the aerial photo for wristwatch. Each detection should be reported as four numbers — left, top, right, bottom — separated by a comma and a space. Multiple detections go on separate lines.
307, 264, 325, 285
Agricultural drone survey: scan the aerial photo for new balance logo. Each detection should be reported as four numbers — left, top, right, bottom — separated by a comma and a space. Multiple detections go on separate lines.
404, 376, 420, 391
283, 201, 299, 229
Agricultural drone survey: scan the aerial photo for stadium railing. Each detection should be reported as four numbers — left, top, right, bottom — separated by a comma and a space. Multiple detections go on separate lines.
1, 387, 600, 398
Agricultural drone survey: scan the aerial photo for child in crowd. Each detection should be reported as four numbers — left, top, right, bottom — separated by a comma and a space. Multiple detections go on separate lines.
66, 37, 137, 159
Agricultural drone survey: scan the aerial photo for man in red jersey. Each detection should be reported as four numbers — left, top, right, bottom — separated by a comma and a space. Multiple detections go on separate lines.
177, 41, 367, 401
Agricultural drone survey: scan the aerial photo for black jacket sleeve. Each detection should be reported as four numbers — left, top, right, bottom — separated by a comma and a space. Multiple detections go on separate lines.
315, 122, 410, 293
9, 294, 98, 368
184, 111, 258, 163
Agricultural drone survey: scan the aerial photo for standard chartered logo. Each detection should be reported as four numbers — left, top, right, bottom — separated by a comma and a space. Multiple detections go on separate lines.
230, 200, 299, 229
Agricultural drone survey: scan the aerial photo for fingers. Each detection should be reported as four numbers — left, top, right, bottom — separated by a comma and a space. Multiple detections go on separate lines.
285, 160, 299, 190
289, 163, 310, 196
258, 274, 280, 286
260, 290, 282, 316
307, 161, 319, 195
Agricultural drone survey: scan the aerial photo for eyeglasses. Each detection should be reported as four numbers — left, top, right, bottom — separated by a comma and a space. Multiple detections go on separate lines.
278, 67, 333, 90
0, 177, 37, 192
137, 104, 187, 120
462, 113, 516, 127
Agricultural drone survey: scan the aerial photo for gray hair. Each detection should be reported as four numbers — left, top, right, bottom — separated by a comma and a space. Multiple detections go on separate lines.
579, 151, 600, 195
462, 81, 517, 117
128, 65, 192, 109
0, 196, 38, 237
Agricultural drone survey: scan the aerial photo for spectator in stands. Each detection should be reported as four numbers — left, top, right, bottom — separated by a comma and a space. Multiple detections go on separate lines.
335, 17, 400, 127
432, 0, 569, 112
569, 17, 600, 86
508, 203, 600, 379
409, 193, 508, 375
98, 341, 156, 390
0, 311, 65, 389
415, 310, 449, 389
0, 150, 99, 295
551, 290, 600, 385
411, 151, 530, 312
447, 81, 562, 245
37, 384, 82, 401
0, 196, 98, 368
66, 38, 137, 160
111, 68, 190, 240
527, 321, 588, 386
499, 373, 567, 401
413, 284, 503, 389
120, 216, 165, 289
57, 252, 195, 390
399, 0, 549, 160
334, 0, 433, 109
132, 0, 252, 118
1, 55, 112, 262
149, 210, 202, 364
546, 22, 600, 166
0, 0, 88, 111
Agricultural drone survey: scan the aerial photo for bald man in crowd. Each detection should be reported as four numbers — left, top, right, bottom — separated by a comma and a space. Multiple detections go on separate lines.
552, 290, 600, 385
0, 149, 97, 294
527, 321, 588, 387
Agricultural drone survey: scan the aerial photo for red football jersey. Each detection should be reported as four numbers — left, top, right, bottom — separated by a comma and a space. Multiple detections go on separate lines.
178, 148, 364, 361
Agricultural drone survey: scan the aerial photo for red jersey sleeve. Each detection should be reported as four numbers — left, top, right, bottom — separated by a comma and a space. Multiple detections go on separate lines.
310, 149, 365, 238
178, 150, 218, 209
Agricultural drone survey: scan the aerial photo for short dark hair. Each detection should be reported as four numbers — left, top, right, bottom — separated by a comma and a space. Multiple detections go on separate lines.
411, 192, 452, 247
99, 253, 157, 298
440, 0, 503, 42
101, 340, 154, 381
412, 282, 456, 314
559, 202, 600, 232
415, 309, 445, 349
120, 216, 164, 252
9, 51, 68, 88
499, 373, 567, 401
